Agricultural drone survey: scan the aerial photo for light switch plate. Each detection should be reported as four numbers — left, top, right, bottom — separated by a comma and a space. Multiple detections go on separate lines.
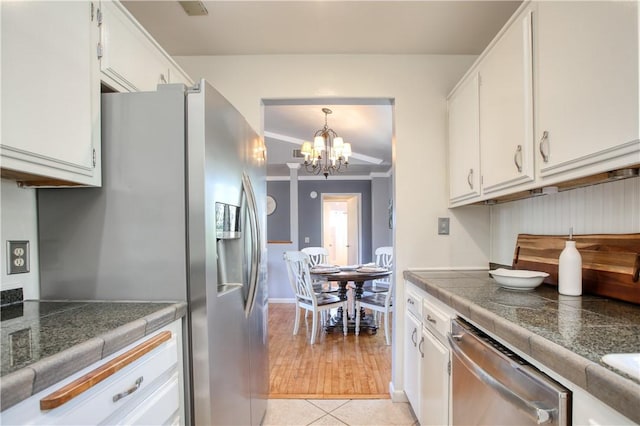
438, 218, 450, 235
7, 241, 29, 274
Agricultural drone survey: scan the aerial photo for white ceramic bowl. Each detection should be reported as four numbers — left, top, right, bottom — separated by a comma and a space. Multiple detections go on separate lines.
489, 268, 549, 291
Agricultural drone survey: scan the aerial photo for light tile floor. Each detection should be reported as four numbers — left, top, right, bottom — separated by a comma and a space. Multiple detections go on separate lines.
263, 399, 418, 426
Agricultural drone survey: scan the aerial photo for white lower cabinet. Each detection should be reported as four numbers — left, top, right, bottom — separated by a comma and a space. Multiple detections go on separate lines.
420, 295, 452, 426
403, 295, 422, 413
404, 281, 454, 425
117, 373, 181, 426
420, 328, 449, 426
572, 384, 637, 426
0, 320, 184, 425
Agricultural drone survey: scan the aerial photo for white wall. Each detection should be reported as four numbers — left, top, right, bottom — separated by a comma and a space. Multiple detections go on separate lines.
490, 177, 640, 265
0, 179, 39, 299
176, 53, 488, 396
177, 54, 488, 268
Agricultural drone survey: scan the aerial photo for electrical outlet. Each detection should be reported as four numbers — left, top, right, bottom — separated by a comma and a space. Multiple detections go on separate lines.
7, 241, 29, 274
304, 237, 310, 243
438, 218, 450, 235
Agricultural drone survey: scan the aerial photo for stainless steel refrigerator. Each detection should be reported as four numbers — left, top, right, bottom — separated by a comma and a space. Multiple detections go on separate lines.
37, 80, 269, 426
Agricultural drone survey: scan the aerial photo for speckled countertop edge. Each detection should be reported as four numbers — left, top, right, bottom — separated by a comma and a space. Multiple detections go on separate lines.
0, 301, 187, 411
404, 270, 640, 425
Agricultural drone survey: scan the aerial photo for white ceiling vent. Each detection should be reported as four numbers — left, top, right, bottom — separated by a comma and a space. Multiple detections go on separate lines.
178, 1, 208, 16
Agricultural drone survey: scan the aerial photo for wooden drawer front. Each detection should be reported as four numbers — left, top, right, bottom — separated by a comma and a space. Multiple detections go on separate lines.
406, 290, 422, 319
422, 299, 451, 339
41, 334, 177, 425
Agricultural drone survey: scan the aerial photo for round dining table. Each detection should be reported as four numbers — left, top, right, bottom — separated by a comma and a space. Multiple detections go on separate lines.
310, 269, 392, 335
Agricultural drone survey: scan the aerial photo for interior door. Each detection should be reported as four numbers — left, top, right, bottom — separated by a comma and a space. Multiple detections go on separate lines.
322, 194, 361, 265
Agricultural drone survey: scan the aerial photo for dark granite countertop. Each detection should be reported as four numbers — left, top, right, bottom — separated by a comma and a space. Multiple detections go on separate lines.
404, 270, 640, 424
0, 300, 187, 411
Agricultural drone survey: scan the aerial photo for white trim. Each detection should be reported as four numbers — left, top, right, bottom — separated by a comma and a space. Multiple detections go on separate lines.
286, 162, 301, 169
540, 139, 640, 177
406, 266, 490, 271
267, 176, 292, 181
370, 170, 393, 178
268, 298, 296, 304
298, 174, 373, 181
265, 131, 306, 145
389, 381, 407, 403
264, 131, 385, 165
268, 170, 391, 181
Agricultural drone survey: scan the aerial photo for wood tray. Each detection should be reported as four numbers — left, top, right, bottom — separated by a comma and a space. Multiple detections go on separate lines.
512, 234, 640, 304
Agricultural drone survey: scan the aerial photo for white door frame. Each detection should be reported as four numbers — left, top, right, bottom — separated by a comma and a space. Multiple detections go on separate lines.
320, 193, 362, 265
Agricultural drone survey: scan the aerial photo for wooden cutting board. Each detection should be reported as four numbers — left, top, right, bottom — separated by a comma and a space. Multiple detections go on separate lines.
512, 233, 640, 304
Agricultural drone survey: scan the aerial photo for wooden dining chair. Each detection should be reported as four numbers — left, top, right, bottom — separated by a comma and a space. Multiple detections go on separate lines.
283, 251, 348, 344
355, 269, 394, 345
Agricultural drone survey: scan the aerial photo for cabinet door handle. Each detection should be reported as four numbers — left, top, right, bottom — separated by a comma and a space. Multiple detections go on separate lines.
467, 169, 474, 189
418, 336, 425, 358
411, 327, 417, 347
426, 314, 437, 325
112, 376, 143, 402
513, 145, 523, 173
40, 331, 171, 410
159, 73, 167, 84
539, 131, 549, 163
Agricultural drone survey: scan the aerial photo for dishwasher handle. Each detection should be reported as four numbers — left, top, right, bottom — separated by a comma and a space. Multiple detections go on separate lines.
447, 332, 554, 425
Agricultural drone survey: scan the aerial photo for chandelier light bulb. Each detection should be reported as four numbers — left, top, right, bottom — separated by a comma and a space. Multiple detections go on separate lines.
301, 141, 312, 161
302, 108, 350, 179
333, 137, 344, 152
313, 136, 325, 152
342, 143, 351, 162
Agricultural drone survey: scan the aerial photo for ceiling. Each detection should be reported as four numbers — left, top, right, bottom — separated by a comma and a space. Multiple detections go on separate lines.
122, 1, 521, 178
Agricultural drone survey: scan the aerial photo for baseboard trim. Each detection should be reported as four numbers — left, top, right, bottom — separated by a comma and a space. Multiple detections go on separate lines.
269, 298, 295, 304
389, 381, 408, 403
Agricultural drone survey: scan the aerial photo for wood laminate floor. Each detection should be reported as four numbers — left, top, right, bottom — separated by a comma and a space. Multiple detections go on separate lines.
268, 303, 392, 399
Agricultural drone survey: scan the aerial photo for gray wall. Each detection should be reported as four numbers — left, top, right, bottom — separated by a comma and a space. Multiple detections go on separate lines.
266, 181, 290, 242
371, 175, 393, 257
298, 180, 373, 264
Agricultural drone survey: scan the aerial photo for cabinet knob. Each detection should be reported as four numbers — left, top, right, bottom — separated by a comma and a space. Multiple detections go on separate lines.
112, 376, 143, 402
513, 145, 523, 173
539, 131, 550, 163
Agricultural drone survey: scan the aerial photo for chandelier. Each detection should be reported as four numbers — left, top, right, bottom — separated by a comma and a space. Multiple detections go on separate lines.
300, 108, 351, 179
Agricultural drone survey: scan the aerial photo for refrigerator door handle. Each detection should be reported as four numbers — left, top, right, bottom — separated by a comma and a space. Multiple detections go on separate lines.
242, 172, 261, 318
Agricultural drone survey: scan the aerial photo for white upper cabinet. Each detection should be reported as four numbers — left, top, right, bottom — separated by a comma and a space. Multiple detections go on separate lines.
535, 1, 640, 181
1, 1, 101, 186
448, 74, 481, 205
478, 8, 534, 195
100, 1, 192, 93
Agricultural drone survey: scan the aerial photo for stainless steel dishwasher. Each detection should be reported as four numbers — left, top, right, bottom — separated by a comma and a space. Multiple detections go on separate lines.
448, 319, 571, 425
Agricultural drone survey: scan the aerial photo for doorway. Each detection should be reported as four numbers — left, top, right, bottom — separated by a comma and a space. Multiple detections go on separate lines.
321, 193, 361, 266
